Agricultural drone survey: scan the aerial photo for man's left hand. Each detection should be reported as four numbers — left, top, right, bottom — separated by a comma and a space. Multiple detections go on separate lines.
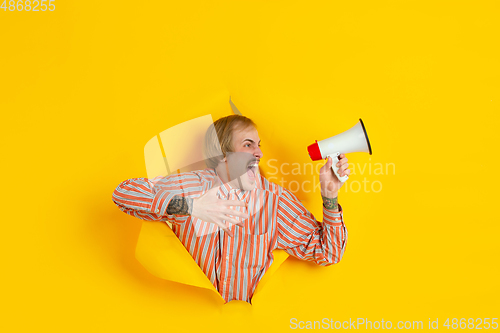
319, 154, 350, 198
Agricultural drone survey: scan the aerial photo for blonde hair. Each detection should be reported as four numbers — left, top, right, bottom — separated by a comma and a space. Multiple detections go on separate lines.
204, 115, 256, 169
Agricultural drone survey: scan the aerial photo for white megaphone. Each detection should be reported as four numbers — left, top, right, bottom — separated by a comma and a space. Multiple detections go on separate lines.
307, 118, 372, 183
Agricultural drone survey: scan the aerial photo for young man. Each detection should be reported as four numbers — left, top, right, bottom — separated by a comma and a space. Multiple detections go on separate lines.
112, 115, 350, 303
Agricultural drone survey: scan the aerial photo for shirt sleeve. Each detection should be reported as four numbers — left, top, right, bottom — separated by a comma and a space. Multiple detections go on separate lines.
276, 189, 348, 266
111, 172, 203, 223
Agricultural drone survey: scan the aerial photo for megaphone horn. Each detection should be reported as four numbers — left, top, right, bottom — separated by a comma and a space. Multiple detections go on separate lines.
307, 118, 372, 183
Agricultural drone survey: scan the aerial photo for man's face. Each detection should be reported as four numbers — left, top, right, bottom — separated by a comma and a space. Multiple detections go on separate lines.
222, 125, 263, 191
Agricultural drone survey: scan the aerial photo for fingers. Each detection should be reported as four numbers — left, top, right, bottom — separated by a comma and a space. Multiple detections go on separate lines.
338, 165, 350, 177
214, 216, 246, 237
218, 214, 244, 227
214, 220, 234, 238
221, 208, 249, 220
338, 163, 349, 172
339, 168, 351, 177
217, 199, 248, 212
221, 199, 247, 207
336, 156, 348, 167
220, 201, 248, 219
218, 210, 246, 225
336, 156, 350, 177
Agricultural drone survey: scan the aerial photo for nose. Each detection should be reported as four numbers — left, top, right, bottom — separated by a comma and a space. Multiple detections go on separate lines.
254, 146, 263, 159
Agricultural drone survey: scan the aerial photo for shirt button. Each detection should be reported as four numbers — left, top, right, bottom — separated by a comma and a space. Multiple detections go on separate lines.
226, 256, 229, 260
223, 281, 226, 285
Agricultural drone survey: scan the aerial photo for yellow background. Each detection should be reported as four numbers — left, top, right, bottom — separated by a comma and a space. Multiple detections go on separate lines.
1, 0, 498, 331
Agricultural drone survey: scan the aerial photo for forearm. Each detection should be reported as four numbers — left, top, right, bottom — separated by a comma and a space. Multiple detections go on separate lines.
311, 203, 347, 264
166, 195, 193, 216
277, 192, 347, 265
278, 213, 347, 266
320, 192, 346, 263
112, 178, 182, 221
320, 208, 348, 264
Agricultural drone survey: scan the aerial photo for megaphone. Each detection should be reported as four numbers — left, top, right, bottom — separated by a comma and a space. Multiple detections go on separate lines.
307, 118, 372, 183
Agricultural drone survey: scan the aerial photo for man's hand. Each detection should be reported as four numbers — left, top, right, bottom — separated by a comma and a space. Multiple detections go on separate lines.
319, 154, 350, 199
191, 185, 248, 237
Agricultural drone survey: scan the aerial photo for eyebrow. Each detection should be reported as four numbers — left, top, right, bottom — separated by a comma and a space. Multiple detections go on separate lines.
242, 138, 261, 144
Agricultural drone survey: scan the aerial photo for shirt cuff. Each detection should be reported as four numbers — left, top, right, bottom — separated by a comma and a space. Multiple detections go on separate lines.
151, 189, 180, 217
323, 203, 343, 226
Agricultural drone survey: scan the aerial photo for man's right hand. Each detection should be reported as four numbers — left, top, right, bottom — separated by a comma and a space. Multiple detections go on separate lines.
191, 185, 248, 237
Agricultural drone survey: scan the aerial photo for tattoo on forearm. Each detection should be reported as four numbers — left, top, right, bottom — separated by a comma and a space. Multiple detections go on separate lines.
166, 195, 193, 215
322, 196, 338, 210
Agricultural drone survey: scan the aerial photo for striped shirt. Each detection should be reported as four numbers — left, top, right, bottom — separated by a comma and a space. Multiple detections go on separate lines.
112, 168, 348, 303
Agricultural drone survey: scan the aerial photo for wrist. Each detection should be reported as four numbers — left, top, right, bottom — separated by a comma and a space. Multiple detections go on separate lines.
322, 195, 339, 211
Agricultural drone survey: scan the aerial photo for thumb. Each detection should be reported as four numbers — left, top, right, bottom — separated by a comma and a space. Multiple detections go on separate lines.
325, 156, 333, 169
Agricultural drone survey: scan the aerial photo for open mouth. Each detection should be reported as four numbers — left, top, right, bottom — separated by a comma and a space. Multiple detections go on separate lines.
246, 160, 259, 181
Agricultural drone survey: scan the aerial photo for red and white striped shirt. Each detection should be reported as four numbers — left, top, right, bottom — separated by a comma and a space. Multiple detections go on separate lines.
112, 168, 347, 303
